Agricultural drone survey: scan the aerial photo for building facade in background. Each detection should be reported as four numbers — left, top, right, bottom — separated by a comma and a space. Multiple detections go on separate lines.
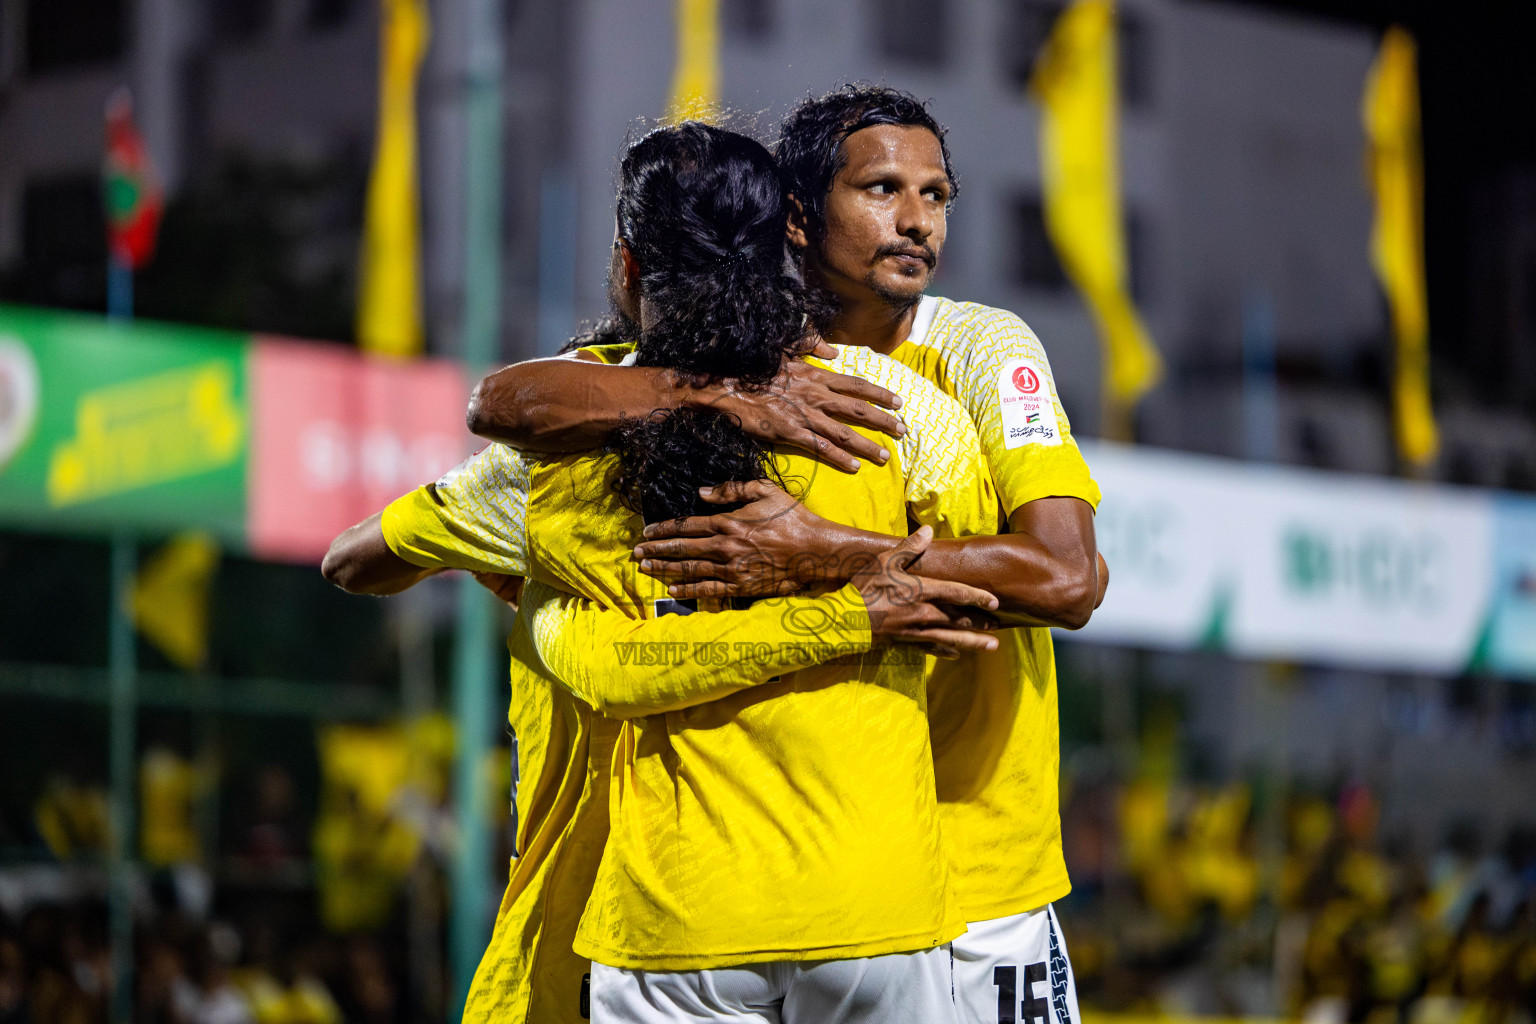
1, 0, 1532, 489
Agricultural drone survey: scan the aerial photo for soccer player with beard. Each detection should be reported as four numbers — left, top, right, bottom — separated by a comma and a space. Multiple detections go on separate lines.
469, 87, 1105, 1024
327, 122, 1006, 1023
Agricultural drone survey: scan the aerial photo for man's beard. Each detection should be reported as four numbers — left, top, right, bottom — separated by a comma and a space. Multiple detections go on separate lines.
865, 241, 938, 310
865, 271, 926, 311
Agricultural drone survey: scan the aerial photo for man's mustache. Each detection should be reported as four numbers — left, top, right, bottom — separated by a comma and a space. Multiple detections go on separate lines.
873, 242, 936, 268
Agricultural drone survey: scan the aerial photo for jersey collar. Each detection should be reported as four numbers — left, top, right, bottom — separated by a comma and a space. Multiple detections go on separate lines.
905, 294, 941, 348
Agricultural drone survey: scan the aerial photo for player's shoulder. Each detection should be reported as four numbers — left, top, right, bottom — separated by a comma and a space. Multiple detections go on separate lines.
822, 347, 970, 427
825, 344, 938, 393
437, 441, 529, 490
924, 297, 1049, 363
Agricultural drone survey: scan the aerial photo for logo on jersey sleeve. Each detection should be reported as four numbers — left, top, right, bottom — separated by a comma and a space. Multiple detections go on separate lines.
1011, 365, 1040, 394
997, 358, 1062, 449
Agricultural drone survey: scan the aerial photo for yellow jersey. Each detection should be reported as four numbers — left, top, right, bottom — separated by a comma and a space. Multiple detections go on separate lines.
526, 344, 997, 970
891, 294, 1102, 920
379, 344, 997, 1012
384, 443, 862, 1021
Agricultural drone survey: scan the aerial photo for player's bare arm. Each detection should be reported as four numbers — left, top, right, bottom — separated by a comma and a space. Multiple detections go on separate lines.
321, 513, 441, 595
322, 511, 522, 605
465, 341, 907, 473
634, 480, 1101, 630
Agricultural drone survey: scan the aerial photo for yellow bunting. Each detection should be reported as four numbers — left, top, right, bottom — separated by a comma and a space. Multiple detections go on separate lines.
131, 532, 220, 671
357, 0, 429, 357
1364, 27, 1438, 469
1031, 0, 1161, 435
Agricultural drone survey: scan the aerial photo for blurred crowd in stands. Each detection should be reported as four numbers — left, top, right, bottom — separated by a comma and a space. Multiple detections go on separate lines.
1, 723, 1532, 1024
0, 901, 408, 1024
1061, 768, 1536, 1024
0, 729, 493, 1024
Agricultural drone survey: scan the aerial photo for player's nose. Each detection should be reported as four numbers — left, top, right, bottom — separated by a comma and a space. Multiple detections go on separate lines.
893, 192, 934, 242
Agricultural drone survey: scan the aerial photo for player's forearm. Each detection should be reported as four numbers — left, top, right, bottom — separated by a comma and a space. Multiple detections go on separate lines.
533, 587, 872, 718
906, 534, 1096, 629
809, 528, 1095, 629
322, 513, 441, 596
467, 359, 688, 451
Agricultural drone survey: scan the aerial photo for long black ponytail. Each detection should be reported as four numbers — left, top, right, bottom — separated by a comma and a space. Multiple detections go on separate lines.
607, 123, 816, 524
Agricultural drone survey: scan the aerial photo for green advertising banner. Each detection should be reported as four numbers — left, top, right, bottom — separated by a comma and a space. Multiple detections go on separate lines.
0, 305, 250, 541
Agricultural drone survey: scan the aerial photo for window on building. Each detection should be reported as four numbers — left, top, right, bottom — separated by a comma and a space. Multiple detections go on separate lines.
212, 0, 274, 44
308, 0, 357, 31
1011, 195, 1067, 292
871, 0, 948, 67
999, 0, 1152, 110
723, 0, 775, 42
25, 0, 125, 74
999, 0, 1063, 91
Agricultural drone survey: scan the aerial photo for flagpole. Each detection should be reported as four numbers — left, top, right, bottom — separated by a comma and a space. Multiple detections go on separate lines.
106, 252, 137, 1024
107, 529, 137, 1024
450, 0, 503, 1014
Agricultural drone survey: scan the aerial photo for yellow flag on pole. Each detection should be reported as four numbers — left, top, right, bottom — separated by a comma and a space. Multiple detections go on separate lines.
1031, 0, 1161, 435
1364, 26, 1437, 469
130, 532, 219, 671
358, 0, 429, 358
667, 0, 720, 123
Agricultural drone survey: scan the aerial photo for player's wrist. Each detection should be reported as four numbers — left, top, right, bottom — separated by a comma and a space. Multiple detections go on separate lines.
674, 371, 728, 414
825, 530, 899, 584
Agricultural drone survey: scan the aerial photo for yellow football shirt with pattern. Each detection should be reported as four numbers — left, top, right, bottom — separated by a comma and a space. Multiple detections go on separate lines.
378, 344, 998, 1015
889, 294, 1102, 921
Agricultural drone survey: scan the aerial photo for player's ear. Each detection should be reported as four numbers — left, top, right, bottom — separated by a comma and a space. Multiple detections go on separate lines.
785, 194, 810, 250
617, 238, 641, 291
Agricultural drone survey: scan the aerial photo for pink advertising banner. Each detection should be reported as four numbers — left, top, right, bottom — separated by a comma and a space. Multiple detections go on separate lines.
247, 338, 477, 563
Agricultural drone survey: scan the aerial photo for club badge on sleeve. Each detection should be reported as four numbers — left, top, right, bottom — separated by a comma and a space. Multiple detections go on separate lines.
997, 359, 1062, 449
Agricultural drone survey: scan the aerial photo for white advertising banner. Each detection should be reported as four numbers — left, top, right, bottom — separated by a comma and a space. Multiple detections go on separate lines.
1076, 443, 1236, 650
1222, 466, 1493, 673
1076, 442, 1504, 677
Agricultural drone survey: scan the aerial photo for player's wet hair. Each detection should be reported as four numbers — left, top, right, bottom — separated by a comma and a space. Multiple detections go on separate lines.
775, 84, 959, 245
605, 121, 813, 524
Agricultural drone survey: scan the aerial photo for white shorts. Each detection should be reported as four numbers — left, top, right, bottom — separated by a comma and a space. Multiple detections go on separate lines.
589, 946, 959, 1024
950, 906, 1080, 1024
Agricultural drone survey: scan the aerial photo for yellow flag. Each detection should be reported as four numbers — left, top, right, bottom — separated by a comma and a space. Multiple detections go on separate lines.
357, 0, 429, 358
667, 0, 719, 123
131, 532, 219, 671
1364, 27, 1437, 468
1031, 0, 1161, 432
